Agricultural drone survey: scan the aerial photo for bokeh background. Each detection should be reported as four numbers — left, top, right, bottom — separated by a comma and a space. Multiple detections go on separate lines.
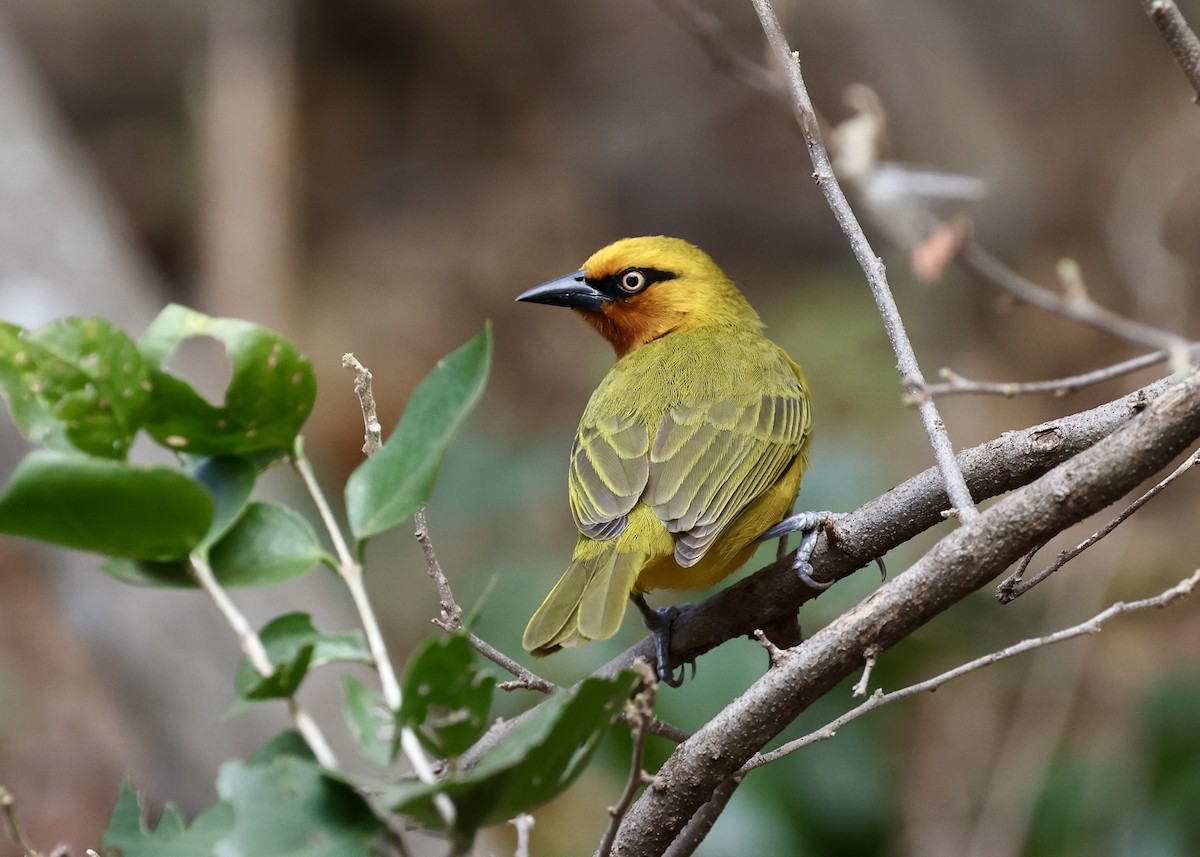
1, 1, 1199, 855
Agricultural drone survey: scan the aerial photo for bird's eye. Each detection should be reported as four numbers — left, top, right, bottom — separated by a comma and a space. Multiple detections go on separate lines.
619, 269, 647, 293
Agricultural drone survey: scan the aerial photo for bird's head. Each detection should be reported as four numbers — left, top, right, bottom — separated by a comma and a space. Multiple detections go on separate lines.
517, 236, 762, 357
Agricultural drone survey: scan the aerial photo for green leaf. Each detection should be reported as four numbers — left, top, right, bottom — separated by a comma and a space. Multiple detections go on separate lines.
191, 455, 258, 552
343, 675, 394, 767
101, 780, 234, 857
215, 737, 382, 856
379, 671, 636, 841
138, 304, 316, 456
345, 323, 491, 542
0, 450, 212, 559
208, 501, 324, 586
0, 318, 150, 458
98, 471, 319, 589
398, 632, 496, 759
0, 322, 64, 448
235, 613, 370, 702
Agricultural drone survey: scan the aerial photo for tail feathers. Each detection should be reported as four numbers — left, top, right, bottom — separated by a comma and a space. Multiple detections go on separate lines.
522, 547, 643, 656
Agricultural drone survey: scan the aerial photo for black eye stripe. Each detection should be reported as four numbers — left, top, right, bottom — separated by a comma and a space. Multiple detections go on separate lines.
590, 268, 677, 301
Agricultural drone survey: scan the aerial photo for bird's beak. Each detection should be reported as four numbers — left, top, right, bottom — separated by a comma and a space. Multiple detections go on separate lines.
516, 270, 609, 312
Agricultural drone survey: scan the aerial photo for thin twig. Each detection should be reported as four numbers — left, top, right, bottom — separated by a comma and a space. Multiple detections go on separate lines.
920, 350, 1170, 399
414, 505, 559, 693
998, 447, 1200, 601
510, 814, 535, 857
474, 633, 556, 694
328, 365, 453, 826
1138, 0, 1200, 102
598, 666, 659, 857
743, 568, 1200, 772
342, 353, 383, 456
0, 786, 38, 857
188, 555, 338, 768
749, 0, 979, 523
851, 645, 881, 697
959, 241, 1195, 366
653, 0, 784, 95
415, 505, 462, 631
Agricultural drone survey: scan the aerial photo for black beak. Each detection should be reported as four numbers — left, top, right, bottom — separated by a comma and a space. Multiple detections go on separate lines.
516, 271, 609, 312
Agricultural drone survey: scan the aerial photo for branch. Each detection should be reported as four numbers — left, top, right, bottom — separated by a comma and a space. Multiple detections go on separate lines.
607, 371, 1200, 855
462, 376, 1177, 770
342, 352, 382, 455
330, 361, 453, 826
414, 505, 557, 694
1138, 0, 1200, 102
743, 568, 1200, 772
958, 241, 1195, 365
920, 350, 1170, 399
653, 0, 783, 96
997, 446, 1200, 600
188, 555, 338, 768
0, 786, 38, 857
598, 666, 658, 857
748, 0, 979, 523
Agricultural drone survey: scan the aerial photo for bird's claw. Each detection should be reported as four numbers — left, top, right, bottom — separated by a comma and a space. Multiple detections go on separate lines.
632, 595, 692, 685
758, 510, 844, 591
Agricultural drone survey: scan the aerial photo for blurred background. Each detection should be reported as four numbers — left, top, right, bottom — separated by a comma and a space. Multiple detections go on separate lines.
0, 0, 1198, 855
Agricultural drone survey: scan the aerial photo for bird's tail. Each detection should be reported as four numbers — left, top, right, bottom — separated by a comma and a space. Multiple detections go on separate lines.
522, 544, 643, 656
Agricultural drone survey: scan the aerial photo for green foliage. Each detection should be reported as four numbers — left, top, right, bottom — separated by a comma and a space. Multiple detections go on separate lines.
398, 632, 497, 758
375, 671, 637, 844
1, 310, 639, 852
0, 450, 213, 559
345, 323, 492, 542
234, 613, 371, 702
103, 735, 382, 857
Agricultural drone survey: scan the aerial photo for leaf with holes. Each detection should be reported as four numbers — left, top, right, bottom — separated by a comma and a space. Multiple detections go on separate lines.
101, 780, 234, 857
138, 304, 316, 456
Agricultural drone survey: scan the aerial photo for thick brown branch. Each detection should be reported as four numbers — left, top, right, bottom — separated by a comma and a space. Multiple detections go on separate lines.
608, 372, 1200, 856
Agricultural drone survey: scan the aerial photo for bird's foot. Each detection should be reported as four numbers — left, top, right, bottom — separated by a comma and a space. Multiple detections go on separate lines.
756, 511, 846, 592
632, 594, 693, 687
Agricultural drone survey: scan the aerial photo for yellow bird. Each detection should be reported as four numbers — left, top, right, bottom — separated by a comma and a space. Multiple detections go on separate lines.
517, 236, 814, 681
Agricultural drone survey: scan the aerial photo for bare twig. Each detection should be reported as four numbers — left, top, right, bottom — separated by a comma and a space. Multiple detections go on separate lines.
920, 350, 1170, 399
743, 568, 1200, 772
188, 555, 338, 768
1, 786, 38, 857
342, 352, 382, 456
851, 645, 881, 697
654, 0, 783, 95
998, 446, 1200, 601
475, 633, 556, 694
959, 241, 1195, 368
1138, 0, 1200, 102
325, 366, 453, 826
414, 505, 558, 693
598, 667, 659, 857
749, 0, 979, 523
509, 813, 535, 857
415, 505, 462, 631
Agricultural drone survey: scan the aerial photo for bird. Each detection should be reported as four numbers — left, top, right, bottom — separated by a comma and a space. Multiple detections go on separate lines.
517, 236, 815, 683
